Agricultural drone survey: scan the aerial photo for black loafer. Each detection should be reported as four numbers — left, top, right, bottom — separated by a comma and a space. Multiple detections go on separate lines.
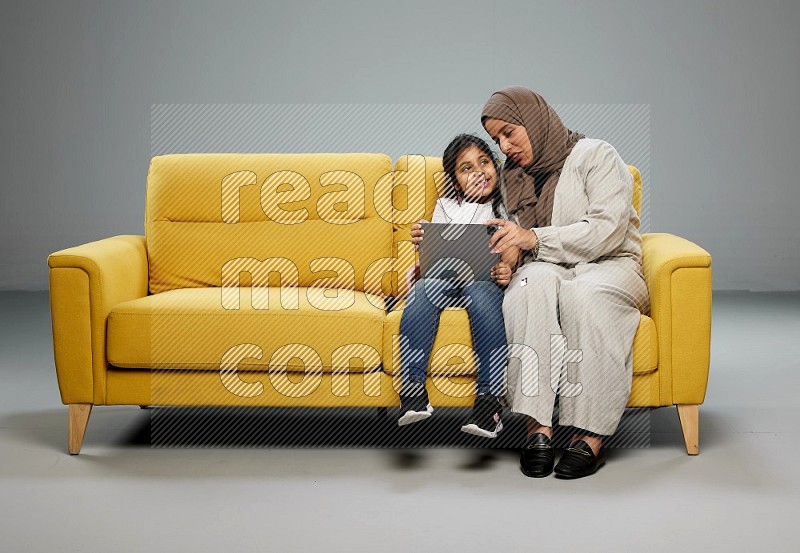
520, 433, 555, 478
553, 439, 606, 479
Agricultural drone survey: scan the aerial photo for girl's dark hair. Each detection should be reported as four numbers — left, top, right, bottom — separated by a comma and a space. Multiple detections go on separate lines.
442, 134, 504, 218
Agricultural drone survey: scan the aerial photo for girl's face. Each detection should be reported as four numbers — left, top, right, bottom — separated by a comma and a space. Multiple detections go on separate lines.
453, 144, 499, 202
483, 118, 534, 168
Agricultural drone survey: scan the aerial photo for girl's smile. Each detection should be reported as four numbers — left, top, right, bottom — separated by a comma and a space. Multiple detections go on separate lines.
454, 145, 499, 202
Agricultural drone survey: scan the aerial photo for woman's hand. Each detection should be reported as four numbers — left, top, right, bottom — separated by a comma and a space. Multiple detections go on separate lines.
500, 245, 522, 271
410, 220, 427, 249
485, 219, 537, 255
491, 261, 513, 288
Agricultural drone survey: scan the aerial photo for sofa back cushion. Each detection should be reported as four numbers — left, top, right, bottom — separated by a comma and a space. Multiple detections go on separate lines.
146, 153, 395, 294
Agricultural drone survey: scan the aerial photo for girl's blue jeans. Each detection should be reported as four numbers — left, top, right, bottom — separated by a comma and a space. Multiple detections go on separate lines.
398, 278, 507, 398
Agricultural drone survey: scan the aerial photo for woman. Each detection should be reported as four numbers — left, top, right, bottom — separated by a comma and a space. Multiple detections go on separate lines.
481, 87, 650, 479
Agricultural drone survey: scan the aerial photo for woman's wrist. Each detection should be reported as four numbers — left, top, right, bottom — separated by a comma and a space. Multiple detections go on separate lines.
528, 229, 540, 260
526, 229, 538, 251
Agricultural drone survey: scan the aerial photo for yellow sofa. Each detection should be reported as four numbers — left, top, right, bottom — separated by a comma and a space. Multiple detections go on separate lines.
48, 153, 712, 455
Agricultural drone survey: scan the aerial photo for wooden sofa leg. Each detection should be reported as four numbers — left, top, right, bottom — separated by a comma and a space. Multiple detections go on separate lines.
676, 404, 699, 455
68, 403, 92, 455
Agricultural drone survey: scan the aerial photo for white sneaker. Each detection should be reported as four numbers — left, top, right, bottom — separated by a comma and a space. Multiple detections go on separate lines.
397, 396, 434, 426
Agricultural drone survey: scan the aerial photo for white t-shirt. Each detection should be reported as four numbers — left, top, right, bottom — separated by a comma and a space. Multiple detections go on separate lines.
431, 198, 496, 225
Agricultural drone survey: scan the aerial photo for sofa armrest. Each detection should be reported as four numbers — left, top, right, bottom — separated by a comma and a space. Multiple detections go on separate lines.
48, 235, 148, 404
641, 233, 712, 405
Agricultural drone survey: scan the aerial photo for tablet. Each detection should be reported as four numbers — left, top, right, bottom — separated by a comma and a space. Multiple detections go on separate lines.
418, 223, 499, 283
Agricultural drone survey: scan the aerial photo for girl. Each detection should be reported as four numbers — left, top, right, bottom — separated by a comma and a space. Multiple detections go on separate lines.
397, 134, 520, 439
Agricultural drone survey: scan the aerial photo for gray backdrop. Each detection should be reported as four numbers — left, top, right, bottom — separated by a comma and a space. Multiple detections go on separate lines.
1, 0, 798, 291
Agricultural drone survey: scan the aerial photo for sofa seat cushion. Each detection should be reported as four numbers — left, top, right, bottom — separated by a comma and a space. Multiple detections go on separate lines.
382, 301, 658, 377
108, 287, 386, 372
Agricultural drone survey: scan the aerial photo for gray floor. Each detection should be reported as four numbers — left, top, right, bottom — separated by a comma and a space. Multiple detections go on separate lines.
1, 291, 798, 552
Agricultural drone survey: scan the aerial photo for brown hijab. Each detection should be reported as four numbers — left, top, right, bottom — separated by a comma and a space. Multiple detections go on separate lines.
481, 87, 584, 229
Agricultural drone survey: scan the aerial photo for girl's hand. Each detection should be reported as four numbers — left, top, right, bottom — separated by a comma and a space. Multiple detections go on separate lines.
410, 220, 427, 249
485, 219, 537, 255
491, 261, 513, 288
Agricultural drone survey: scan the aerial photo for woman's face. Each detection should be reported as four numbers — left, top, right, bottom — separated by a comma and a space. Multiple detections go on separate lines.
453, 145, 499, 202
483, 118, 534, 168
